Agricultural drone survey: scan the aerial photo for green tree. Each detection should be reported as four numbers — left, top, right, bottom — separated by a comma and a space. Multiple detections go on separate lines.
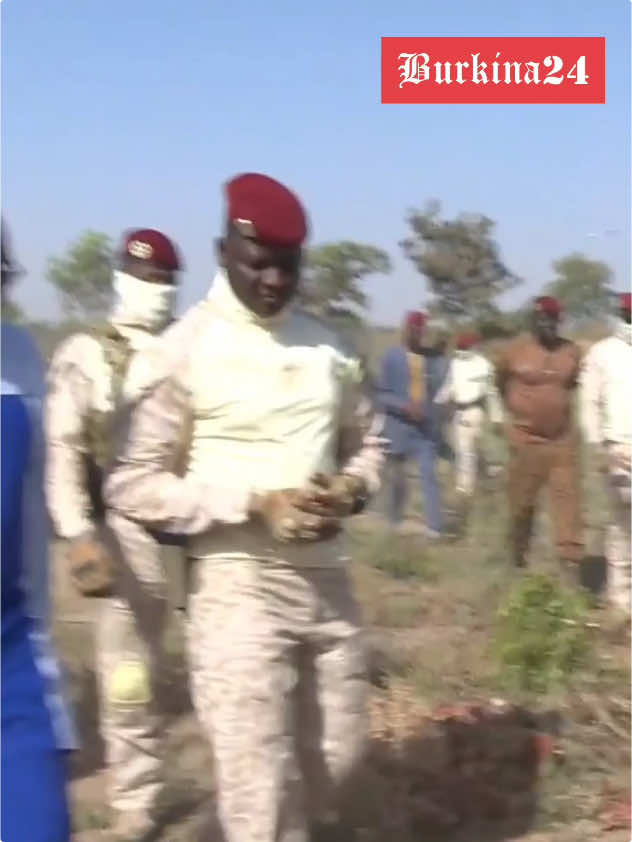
546, 253, 614, 325
1, 296, 26, 324
400, 200, 521, 321
298, 241, 391, 323
47, 231, 113, 320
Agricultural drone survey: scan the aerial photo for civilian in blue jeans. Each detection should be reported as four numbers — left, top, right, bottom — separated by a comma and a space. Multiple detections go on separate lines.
377, 311, 446, 537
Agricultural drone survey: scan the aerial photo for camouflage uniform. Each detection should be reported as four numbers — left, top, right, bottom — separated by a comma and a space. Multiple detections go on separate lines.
105, 271, 384, 842
579, 320, 632, 614
434, 349, 503, 497
45, 307, 205, 818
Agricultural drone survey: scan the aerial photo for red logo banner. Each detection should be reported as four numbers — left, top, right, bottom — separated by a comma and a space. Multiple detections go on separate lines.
381, 37, 606, 104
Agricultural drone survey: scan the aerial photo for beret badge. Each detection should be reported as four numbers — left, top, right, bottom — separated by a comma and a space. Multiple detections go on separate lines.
128, 240, 154, 260
234, 217, 257, 238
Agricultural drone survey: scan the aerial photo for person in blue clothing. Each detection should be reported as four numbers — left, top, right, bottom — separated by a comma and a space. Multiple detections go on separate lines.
1, 221, 77, 842
377, 310, 445, 537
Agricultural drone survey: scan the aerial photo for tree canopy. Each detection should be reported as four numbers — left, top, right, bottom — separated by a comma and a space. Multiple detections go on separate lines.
47, 231, 113, 320
401, 200, 521, 321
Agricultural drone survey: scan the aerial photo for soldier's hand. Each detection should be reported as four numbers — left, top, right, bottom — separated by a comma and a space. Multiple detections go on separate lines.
249, 490, 341, 543
66, 531, 115, 597
294, 473, 368, 518
404, 401, 424, 423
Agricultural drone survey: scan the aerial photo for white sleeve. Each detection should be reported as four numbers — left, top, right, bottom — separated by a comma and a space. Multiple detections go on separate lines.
579, 346, 603, 445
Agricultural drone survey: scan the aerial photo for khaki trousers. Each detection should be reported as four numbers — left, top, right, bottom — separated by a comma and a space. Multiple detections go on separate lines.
605, 445, 631, 614
96, 512, 173, 813
186, 556, 368, 842
507, 437, 583, 565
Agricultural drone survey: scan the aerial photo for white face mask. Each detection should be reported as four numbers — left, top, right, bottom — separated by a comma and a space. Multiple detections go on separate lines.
111, 270, 176, 333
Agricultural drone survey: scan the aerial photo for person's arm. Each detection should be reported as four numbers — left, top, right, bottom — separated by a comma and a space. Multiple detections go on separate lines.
377, 348, 410, 417
494, 343, 511, 400
433, 362, 454, 406
485, 359, 504, 425
104, 364, 253, 535
569, 341, 583, 389
578, 346, 603, 445
44, 337, 98, 539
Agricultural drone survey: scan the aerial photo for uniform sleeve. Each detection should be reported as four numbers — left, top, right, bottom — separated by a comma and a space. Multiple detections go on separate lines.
377, 348, 409, 416
569, 342, 582, 388
485, 360, 504, 424
434, 362, 454, 405
578, 346, 603, 445
44, 339, 96, 539
494, 343, 511, 399
336, 368, 386, 496
104, 366, 253, 535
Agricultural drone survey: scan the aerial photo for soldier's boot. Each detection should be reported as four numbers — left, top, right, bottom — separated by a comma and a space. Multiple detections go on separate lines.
110, 808, 158, 842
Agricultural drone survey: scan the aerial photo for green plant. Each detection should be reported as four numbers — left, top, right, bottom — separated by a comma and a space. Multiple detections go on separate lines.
493, 574, 592, 694
356, 533, 438, 582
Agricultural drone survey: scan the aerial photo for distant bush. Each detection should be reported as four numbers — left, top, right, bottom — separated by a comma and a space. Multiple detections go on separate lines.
493, 574, 592, 694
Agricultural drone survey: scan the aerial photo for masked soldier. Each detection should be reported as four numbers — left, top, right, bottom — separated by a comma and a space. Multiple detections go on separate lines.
45, 228, 188, 839
105, 173, 384, 842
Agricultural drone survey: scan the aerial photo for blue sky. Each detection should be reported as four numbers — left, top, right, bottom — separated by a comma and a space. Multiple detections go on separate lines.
2, 0, 630, 325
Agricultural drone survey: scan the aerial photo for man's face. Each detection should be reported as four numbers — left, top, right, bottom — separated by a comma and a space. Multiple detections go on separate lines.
122, 257, 177, 286
404, 322, 424, 352
532, 311, 559, 345
219, 226, 302, 317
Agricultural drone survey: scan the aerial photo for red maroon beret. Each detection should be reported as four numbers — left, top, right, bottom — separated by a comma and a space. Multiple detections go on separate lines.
405, 310, 427, 329
456, 330, 481, 350
225, 173, 308, 247
534, 296, 561, 318
120, 229, 181, 271
620, 292, 632, 311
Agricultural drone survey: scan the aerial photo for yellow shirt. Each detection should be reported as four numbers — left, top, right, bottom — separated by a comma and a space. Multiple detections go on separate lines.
406, 351, 426, 406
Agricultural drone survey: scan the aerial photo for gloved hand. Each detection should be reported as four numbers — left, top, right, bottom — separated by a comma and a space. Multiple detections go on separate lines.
66, 531, 115, 597
294, 473, 369, 518
249, 490, 341, 543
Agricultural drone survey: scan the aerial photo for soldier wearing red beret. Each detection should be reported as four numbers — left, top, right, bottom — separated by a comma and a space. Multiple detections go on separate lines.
376, 310, 447, 537
105, 173, 384, 842
45, 227, 188, 838
495, 296, 584, 580
434, 329, 503, 531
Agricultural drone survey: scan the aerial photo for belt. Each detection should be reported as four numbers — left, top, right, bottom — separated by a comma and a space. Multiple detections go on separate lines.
454, 397, 485, 411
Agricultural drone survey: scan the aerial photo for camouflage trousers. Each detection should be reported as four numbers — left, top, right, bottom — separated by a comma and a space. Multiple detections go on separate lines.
96, 512, 174, 813
186, 556, 368, 842
507, 437, 583, 565
605, 445, 631, 615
